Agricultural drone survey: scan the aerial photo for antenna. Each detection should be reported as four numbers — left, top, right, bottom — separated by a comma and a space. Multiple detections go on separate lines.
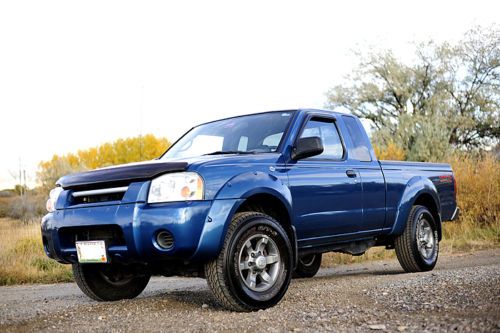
139, 85, 144, 160
19, 158, 23, 197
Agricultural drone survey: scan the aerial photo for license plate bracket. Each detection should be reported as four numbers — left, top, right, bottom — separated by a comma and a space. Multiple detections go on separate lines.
75, 240, 108, 263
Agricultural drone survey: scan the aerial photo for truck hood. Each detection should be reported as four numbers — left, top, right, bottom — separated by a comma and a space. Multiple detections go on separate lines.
57, 153, 282, 190
57, 160, 188, 190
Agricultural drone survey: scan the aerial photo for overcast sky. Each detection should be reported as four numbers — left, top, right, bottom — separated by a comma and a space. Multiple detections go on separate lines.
1, 0, 498, 189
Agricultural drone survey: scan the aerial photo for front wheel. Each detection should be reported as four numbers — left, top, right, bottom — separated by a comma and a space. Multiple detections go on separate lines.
395, 205, 439, 272
72, 263, 151, 301
204, 212, 293, 311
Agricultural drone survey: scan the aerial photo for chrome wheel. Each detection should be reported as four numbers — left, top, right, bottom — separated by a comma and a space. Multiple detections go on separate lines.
395, 205, 439, 273
238, 234, 281, 292
417, 218, 435, 259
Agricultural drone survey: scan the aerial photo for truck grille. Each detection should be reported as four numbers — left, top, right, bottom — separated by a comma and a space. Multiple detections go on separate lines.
59, 225, 126, 248
71, 186, 128, 205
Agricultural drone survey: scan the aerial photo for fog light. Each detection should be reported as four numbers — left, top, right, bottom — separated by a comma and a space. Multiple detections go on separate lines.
156, 231, 174, 249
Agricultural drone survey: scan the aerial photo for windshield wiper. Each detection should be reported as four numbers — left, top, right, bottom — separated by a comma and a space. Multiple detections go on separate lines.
203, 150, 257, 156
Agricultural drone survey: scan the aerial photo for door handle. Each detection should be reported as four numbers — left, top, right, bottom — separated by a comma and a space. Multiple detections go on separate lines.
346, 169, 357, 178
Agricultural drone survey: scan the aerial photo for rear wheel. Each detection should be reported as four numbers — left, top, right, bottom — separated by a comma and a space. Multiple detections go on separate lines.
204, 212, 293, 311
293, 253, 322, 278
395, 205, 439, 272
72, 263, 150, 301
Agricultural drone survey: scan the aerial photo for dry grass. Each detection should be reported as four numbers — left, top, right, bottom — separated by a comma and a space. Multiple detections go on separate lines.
322, 247, 395, 267
0, 218, 72, 285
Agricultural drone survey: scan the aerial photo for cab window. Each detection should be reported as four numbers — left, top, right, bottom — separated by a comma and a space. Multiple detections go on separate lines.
299, 118, 344, 160
342, 116, 372, 162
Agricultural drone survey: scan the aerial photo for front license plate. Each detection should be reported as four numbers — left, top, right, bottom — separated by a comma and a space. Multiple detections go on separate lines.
76, 240, 108, 263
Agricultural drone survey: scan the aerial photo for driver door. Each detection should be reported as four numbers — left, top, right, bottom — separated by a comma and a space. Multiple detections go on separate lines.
287, 116, 364, 247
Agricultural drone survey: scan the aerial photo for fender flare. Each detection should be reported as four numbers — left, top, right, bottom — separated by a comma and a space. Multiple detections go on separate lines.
390, 176, 442, 239
215, 171, 292, 207
190, 171, 295, 262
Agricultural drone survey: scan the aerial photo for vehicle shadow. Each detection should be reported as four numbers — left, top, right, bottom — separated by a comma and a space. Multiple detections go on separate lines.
149, 288, 228, 310
142, 265, 406, 310
315, 267, 405, 279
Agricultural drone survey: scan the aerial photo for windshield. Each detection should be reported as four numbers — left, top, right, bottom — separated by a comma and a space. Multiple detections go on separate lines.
162, 111, 295, 159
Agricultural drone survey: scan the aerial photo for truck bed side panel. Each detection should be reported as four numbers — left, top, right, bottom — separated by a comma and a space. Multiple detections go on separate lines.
380, 161, 457, 226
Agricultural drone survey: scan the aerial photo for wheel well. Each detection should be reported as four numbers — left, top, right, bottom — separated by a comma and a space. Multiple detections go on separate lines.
236, 194, 292, 232
236, 193, 297, 263
414, 193, 442, 240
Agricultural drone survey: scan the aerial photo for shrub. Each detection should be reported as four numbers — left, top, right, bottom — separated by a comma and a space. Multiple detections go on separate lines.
0, 197, 12, 218
373, 142, 406, 161
449, 153, 500, 227
7, 194, 46, 222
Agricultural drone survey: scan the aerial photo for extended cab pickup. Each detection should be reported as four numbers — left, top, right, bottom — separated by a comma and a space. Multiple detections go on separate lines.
42, 109, 458, 311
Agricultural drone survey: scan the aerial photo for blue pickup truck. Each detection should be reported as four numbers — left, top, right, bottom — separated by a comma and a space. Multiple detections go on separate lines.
42, 109, 458, 311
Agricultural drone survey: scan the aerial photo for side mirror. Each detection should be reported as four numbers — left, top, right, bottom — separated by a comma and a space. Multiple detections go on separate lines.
291, 136, 324, 160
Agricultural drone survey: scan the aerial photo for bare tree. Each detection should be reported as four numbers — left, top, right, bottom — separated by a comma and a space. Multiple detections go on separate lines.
326, 26, 500, 160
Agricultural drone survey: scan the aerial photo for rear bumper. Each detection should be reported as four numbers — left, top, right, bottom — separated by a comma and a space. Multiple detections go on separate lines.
450, 207, 460, 221
41, 199, 238, 264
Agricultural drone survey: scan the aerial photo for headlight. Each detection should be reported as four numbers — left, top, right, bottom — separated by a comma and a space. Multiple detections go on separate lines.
46, 187, 63, 212
148, 172, 204, 203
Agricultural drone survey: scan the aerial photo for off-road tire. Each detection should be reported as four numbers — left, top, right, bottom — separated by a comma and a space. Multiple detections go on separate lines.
72, 263, 151, 301
204, 212, 293, 311
395, 205, 439, 272
293, 253, 322, 278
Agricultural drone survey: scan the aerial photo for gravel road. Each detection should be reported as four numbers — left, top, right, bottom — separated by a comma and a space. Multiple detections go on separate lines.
1, 249, 499, 333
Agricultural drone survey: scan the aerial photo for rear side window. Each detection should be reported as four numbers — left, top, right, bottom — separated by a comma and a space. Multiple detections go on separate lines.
299, 118, 344, 160
342, 116, 372, 162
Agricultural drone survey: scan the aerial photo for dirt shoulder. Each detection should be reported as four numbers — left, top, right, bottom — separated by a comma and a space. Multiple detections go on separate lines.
1, 249, 499, 333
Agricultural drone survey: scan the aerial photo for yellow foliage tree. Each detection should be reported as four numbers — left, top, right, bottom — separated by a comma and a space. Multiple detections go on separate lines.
373, 141, 406, 161
38, 134, 171, 190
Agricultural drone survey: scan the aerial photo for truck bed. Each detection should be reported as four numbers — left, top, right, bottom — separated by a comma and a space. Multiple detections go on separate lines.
379, 160, 452, 172
379, 160, 456, 222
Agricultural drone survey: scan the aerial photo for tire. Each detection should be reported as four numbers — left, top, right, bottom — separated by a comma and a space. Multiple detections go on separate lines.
395, 205, 439, 272
204, 212, 293, 311
293, 253, 322, 278
72, 263, 151, 301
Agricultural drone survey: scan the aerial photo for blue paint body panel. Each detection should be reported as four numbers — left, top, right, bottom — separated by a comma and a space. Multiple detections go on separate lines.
42, 109, 458, 265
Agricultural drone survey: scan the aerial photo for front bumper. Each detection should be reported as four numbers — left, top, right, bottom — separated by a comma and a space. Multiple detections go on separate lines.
42, 200, 214, 264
